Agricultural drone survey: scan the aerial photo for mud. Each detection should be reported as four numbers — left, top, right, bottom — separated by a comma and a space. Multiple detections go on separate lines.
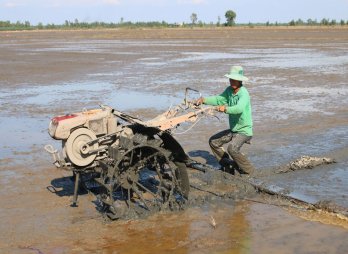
0, 27, 348, 253
253, 155, 336, 176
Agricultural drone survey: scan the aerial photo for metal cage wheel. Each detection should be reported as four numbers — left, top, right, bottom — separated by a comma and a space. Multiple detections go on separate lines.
101, 144, 187, 219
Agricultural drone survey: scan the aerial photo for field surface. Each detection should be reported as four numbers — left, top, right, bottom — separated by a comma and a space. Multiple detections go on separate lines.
0, 27, 347, 253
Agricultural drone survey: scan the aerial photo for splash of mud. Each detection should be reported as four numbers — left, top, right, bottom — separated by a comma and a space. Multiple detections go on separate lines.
254, 155, 336, 176
183, 157, 348, 229
282, 155, 335, 172
77, 155, 347, 229
287, 207, 348, 229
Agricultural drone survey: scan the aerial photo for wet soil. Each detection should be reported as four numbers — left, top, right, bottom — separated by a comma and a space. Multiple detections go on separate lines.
0, 27, 347, 253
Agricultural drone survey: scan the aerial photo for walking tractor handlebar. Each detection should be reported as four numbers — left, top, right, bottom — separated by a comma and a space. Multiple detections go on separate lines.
144, 88, 219, 132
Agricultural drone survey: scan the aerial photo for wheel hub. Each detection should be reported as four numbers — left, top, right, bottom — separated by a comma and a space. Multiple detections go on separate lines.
65, 128, 98, 167
118, 169, 139, 189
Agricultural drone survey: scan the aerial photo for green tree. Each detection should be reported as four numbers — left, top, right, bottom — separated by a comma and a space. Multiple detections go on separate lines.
0, 21, 10, 27
74, 18, 79, 25
190, 13, 197, 25
296, 19, 304, 25
321, 18, 329, 26
289, 19, 296, 26
308, 18, 319, 25
225, 10, 236, 26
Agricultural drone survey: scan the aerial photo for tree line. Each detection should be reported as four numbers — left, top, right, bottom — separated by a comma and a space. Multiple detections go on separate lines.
1, 9, 347, 31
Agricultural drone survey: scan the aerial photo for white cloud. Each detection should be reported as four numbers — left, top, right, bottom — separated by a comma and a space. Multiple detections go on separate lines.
7, 0, 123, 8
177, 0, 206, 4
3, 1, 26, 7
2, 0, 197, 9
51, 0, 121, 6
103, 0, 121, 5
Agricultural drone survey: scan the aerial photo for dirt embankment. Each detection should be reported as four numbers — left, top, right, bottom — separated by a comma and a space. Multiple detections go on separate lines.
2, 26, 348, 40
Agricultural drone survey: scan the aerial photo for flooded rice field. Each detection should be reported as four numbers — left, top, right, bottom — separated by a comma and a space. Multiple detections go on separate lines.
0, 28, 347, 253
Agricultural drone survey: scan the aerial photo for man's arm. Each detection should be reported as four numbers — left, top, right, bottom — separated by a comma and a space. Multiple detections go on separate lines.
225, 92, 249, 114
203, 88, 229, 106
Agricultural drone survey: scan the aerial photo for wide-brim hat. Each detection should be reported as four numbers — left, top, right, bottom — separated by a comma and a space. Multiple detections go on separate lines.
224, 66, 248, 81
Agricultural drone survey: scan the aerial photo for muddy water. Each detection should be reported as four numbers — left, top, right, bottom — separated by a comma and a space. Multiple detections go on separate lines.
0, 28, 347, 253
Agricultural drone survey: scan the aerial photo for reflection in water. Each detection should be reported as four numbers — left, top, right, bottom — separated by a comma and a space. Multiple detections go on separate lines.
223, 203, 251, 254
247, 203, 348, 253
0, 83, 179, 112
73, 202, 348, 253
97, 202, 252, 254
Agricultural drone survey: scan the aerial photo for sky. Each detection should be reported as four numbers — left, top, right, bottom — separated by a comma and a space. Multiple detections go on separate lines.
1, 0, 347, 25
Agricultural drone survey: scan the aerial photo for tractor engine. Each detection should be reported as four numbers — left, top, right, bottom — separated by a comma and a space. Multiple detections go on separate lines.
47, 106, 120, 168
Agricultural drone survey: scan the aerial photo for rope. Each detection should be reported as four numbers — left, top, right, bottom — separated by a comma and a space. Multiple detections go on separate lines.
172, 116, 203, 135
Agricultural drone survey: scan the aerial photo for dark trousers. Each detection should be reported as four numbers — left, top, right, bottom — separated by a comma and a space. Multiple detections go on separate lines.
209, 129, 255, 174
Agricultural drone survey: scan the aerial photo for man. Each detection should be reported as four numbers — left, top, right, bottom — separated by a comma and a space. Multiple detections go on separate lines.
195, 66, 254, 175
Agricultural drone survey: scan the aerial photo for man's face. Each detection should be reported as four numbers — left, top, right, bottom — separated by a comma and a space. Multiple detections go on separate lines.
229, 79, 240, 90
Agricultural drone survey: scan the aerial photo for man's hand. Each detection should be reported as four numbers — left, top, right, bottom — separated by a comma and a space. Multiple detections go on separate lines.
194, 97, 204, 106
217, 105, 226, 112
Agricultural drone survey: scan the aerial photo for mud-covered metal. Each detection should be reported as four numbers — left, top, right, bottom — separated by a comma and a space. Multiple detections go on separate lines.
45, 91, 347, 222
45, 92, 215, 219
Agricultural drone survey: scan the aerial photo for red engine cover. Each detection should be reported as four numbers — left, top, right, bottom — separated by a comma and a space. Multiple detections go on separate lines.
52, 114, 77, 124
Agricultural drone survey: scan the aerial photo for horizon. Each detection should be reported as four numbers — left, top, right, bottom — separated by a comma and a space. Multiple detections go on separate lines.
1, 0, 347, 25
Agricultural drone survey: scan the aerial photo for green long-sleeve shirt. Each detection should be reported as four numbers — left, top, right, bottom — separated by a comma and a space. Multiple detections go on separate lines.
204, 86, 253, 136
